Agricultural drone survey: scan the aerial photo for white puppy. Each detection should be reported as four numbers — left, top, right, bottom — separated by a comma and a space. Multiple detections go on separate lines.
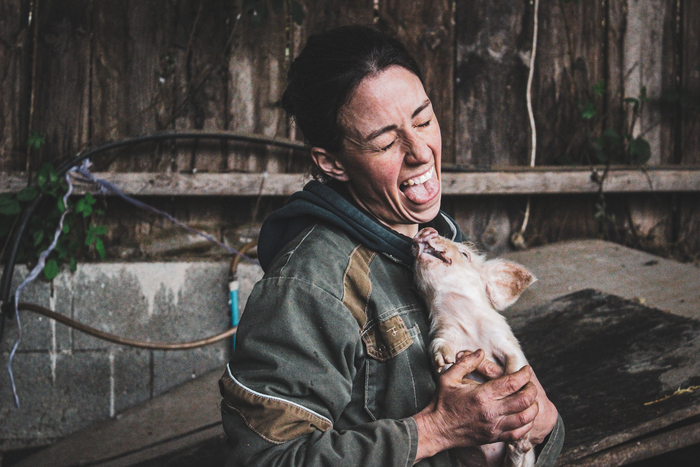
412, 227, 537, 467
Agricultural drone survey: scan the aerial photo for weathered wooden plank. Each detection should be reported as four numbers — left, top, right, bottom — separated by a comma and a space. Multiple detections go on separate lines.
170, 0, 231, 174
4, 168, 700, 196
377, 0, 455, 163
288, 0, 374, 162
454, 0, 530, 167
512, 290, 700, 464
29, 0, 91, 170
532, 0, 607, 165
681, 0, 700, 165
227, 0, 289, 174
624, 0, 677, 166
91, 1, 174, 171
441, 168, 700, 194
0, 0, 32, 172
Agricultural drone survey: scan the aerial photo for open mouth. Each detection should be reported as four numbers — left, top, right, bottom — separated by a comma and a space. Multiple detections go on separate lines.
400, 166, 434, 191
414, 234, 452, 265
399, 166, 440, 205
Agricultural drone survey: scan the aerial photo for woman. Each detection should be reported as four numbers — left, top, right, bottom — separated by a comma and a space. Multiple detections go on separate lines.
219, 26, 563, 466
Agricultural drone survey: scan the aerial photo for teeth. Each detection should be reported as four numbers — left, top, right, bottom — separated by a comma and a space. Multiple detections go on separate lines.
402, 167, 433, 187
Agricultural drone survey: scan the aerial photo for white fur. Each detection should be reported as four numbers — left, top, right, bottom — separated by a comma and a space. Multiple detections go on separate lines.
412, 228, 537, 467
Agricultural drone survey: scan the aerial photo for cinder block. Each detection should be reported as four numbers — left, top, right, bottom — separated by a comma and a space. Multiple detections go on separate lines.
152, 342, 229, 396
146, 262, 230, 343
0, 351, 110, 442
72, 262, 231, 350
2, 266, 71, 352
111, 348, 151, 415
72, 265, 151, 350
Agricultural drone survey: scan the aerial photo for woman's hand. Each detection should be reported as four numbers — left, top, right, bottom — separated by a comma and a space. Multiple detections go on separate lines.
473, 351, 558, 445
412, 350, 543, 462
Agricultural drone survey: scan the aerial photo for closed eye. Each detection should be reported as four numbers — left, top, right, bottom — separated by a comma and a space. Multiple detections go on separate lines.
380, 140, 396, 151
460, 251, 471, 261
416, 119, 432, 128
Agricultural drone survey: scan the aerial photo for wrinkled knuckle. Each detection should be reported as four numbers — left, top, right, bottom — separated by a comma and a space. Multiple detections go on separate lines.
505, 378, 522, 394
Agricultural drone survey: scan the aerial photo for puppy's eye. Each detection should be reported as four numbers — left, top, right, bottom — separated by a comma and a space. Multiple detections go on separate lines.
460, 251, 471, 261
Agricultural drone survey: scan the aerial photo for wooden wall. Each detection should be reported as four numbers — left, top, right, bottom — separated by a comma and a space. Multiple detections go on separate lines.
1, 0, 699, 260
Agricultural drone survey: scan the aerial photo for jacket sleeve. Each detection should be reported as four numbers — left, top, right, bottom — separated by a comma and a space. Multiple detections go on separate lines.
219, 275, 420, 467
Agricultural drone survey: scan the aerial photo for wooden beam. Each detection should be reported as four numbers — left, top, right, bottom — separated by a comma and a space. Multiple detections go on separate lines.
1, 168, 699, 196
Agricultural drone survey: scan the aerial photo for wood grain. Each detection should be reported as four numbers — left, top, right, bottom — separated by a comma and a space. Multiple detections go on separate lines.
378, 0, 455, 163
0, 0, 31, 172
3, 168, 699, 196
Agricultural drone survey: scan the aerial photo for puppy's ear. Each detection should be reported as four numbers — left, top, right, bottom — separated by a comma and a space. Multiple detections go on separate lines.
481, 260, 536, 311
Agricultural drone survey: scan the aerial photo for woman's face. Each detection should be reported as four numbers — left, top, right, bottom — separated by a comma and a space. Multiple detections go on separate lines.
315, 65, 442, 237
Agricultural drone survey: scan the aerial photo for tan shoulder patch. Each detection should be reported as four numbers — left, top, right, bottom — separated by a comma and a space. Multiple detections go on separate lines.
219, 368, 333, 444
342, 245, 376, 329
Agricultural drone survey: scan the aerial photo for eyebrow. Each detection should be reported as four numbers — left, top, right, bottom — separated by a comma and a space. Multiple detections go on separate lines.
364, 99, 432, 142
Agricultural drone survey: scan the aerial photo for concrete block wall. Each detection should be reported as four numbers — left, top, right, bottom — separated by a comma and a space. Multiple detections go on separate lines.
0, 261, 264, 451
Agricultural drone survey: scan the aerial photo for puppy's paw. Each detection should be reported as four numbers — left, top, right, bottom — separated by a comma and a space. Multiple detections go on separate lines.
432, 340, 455, 372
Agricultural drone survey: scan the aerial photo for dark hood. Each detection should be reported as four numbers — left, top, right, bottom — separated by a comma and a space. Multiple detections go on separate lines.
257, 180, 463, 272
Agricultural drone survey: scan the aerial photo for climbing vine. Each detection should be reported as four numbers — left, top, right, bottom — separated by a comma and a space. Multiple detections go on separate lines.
0, 135, 107, 280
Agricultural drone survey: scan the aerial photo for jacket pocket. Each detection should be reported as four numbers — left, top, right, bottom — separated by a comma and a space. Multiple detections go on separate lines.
364, 314, 436, 421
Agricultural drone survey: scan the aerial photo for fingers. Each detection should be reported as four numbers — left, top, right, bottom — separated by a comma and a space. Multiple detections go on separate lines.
477, 358, 505, 380
442, 349, 485, 384
486, 365, 534, 400
497, 398, 539, 434
455, 350, 504, 380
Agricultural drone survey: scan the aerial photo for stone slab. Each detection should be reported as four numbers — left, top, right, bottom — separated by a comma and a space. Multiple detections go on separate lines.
503, 239, 700, 321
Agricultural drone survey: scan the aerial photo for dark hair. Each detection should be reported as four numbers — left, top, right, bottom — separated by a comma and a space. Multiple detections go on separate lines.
282, 25, 423, 156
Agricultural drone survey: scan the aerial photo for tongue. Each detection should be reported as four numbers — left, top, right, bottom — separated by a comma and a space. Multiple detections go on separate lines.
403, 177, 439, 204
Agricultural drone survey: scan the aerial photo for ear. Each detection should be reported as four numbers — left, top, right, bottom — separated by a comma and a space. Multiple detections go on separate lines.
311, 147, 350, 182
481, 260, 536, 311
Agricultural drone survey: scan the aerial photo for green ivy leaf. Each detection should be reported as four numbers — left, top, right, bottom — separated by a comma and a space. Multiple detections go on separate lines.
44, 259, 60, 280
36, 164, 51, 191
629, 137, 651, 164
0, 194, 21, 216
581, 102, 596, 120
62, 223, 70, 234
291, 0, 305, 25
57, 197, 67, 213
33, 229, 44, 246
95, 237, 106, 260
69, 255, 77, 272
593, 80, 606, 97
17, 186, 39, 202
55, 241, 66, 258
28, 131, 46, 150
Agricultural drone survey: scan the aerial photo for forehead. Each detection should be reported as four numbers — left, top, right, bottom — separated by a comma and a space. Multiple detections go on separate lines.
340, 65, 429, 136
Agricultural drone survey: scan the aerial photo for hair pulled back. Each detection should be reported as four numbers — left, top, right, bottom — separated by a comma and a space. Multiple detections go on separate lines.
282, 25, 423, 155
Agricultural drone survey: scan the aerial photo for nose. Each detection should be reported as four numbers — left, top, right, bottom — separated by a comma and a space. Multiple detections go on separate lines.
402, 130, 433, 165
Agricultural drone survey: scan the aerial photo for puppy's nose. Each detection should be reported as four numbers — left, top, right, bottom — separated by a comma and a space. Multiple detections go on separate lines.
414, 227, 438, 243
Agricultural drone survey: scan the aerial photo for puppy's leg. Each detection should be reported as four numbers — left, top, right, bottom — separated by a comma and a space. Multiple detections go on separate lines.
430, 337, 455, 372
503, 436, 534, 467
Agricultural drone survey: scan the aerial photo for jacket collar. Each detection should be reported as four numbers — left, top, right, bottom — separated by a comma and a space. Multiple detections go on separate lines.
257, 180, 462, 272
